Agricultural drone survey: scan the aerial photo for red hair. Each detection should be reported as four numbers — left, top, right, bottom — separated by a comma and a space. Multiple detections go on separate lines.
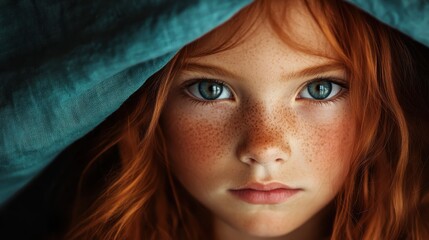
66, 0, 429, 239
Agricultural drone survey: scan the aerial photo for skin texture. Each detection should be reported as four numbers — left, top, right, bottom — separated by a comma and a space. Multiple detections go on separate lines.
160, 1, 355, 239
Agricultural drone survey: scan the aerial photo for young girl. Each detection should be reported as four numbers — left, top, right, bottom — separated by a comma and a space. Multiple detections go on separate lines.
3, 0, 428, 239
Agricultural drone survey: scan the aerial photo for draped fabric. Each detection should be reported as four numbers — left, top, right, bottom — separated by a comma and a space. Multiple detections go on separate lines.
0, 0, 252, 206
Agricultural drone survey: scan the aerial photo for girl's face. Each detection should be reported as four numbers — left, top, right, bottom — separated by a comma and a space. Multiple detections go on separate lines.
161, 2, 355, 239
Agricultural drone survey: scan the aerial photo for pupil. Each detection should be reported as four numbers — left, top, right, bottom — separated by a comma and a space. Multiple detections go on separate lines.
308, 81, 332, 100
199, 81, 223, 100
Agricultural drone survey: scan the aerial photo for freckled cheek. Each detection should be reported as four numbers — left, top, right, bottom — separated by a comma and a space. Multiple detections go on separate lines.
296, 113, 355, 185
161, 113, 236, 181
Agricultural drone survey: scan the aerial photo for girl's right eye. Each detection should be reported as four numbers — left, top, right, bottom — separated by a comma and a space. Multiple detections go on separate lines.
186, 80, 233, 101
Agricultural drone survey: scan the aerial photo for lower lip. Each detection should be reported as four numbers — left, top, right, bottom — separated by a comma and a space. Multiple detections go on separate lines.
229, 188, 300, 204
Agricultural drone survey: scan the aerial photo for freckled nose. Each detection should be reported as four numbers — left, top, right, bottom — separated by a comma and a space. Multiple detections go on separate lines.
236, 106, 291, 166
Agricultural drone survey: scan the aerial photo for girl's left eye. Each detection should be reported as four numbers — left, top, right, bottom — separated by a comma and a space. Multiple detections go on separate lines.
186, 80, 233, 100
299, 79, 344, 101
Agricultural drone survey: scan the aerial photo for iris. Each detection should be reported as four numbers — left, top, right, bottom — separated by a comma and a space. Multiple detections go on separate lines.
198, 81, 224, 100
306, 81, 332, 100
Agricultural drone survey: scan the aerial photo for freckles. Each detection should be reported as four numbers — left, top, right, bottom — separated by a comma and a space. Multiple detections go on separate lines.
294, 117, 351, 193
276, 107, 299, 153
297, 108, 353, 170
239, 100, 298, 153
278, 106, 298, 135
169, 113, 234, 168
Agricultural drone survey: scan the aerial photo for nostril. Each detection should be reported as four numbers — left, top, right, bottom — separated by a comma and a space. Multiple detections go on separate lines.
249, 158, 257, 164
244, 156, 285, 165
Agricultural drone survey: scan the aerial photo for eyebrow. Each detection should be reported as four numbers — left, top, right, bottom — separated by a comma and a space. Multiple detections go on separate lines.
183, 62, 240, 80
284, 62, 345, 79
182, 61, 345, 81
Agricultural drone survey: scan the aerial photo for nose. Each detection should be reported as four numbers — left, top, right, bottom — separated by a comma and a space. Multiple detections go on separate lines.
236, 103, 291, 166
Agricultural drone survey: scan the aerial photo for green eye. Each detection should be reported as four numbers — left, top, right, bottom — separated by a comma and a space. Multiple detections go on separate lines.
300, 80, 342, 100
198, 81, 223, 100
307, 81, 332, 99
187, 80, 232, 100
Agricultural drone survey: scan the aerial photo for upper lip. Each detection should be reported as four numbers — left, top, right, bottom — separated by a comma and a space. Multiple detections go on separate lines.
231, 182, 297, 191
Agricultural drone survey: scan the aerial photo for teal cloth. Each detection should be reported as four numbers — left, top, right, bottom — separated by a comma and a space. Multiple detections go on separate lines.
348, 0, 429, 47
0, 0, 252, 206
0, 0, 428, 207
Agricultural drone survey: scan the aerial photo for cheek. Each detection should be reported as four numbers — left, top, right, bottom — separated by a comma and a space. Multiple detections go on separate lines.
295, 106, 355, 189
160, 108, 237, 186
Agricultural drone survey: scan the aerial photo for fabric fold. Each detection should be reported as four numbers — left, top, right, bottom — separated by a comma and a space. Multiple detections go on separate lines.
0, 0, 252, 206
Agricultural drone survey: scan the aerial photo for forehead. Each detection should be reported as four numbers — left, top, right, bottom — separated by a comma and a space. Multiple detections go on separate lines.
180, 17, 344, 96
186, 0, 337, 61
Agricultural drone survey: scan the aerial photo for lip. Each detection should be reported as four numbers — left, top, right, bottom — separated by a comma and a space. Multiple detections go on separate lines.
229, 182, 301, 204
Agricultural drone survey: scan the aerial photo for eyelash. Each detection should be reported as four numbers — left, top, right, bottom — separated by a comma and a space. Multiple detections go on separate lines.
180, 76, 349, 106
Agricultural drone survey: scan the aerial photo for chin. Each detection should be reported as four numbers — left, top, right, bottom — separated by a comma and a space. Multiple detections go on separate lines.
233, 216, 298, 238
249, 231, 288, 238
241, 226, 291, 238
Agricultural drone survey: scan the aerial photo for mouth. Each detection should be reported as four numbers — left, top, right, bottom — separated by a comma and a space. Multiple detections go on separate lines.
229, 182, 301, 204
